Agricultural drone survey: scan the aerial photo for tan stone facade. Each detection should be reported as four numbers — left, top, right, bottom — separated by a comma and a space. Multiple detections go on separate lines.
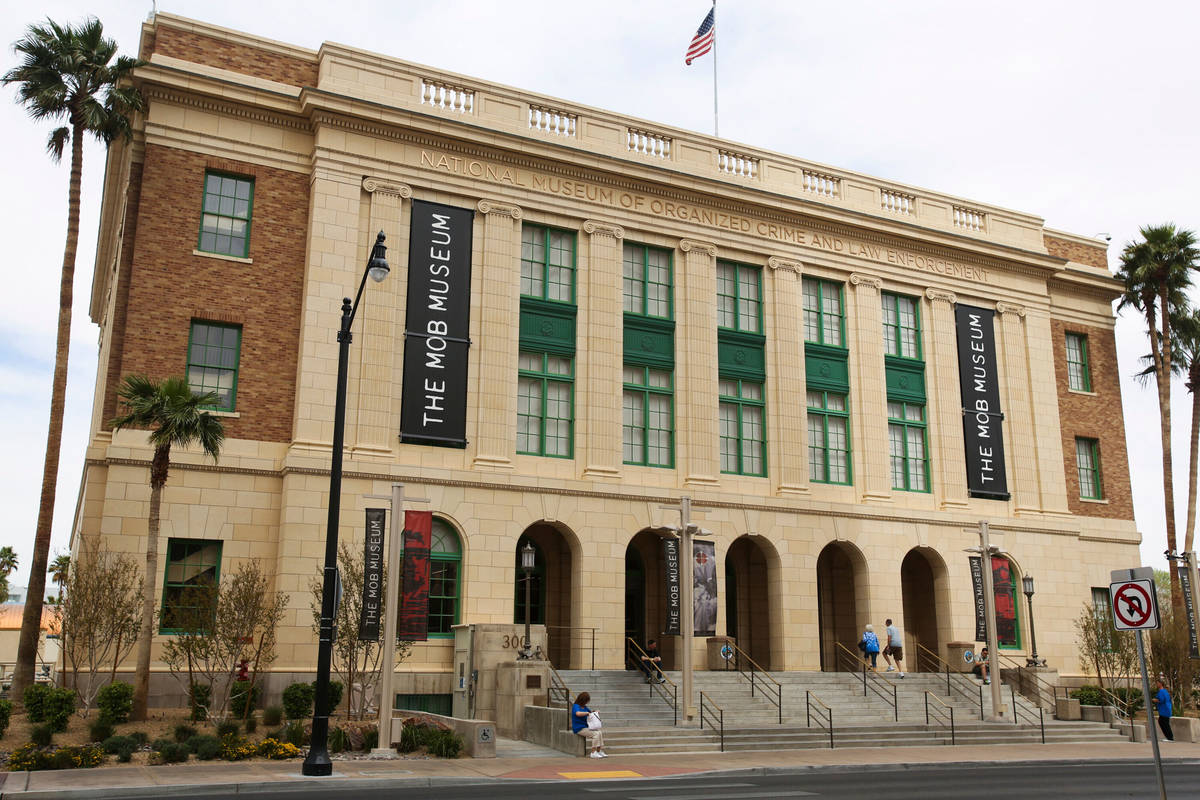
76, 14, 1139, 707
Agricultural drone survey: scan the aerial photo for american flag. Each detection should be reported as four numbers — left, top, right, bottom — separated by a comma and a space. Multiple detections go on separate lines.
685, 7, 715, 65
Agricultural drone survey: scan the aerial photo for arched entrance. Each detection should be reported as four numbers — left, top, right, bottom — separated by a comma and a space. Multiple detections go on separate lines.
623, 530, 677, 671
816, 541, 867, 671
725, 535, 776, 668
513, 522, 577, 668
900, 547, 948, 663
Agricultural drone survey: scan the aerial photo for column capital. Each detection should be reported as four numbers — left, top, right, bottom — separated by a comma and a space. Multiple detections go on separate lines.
996, 301, 1026, 317
361, 177, 412, 198
582, 219, 624, 239
476, 199, 523, 219
849, 272, 882, 290
767, 255, 803, 274
925, 288, 957, 305
680, 238, 718, 256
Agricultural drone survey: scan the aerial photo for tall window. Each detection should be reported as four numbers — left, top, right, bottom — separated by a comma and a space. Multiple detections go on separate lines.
802, 278, 844, 346
160, 539, 222, 633
992, 556, 1020, 649
719, 379, 765, 476
623, 243, 672, 318
717, 262, 762, 333
881, 292, 921, 359
517, 351, 573, 457
888, 401, 929, 492
1065, 333, 1092, 392
1076, 437, 1102, 499
1091, 586, 1114, 651
521, 225, 575, 303
427, 518, 462, 636
198, 172, 253, 258
807, 391, 850, 484
623, 366, 673, 467
187, 321, 241, 412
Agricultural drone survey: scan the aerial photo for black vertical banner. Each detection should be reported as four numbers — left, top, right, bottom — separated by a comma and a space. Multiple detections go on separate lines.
400, 200, 474, 447
358, 508, 386, 641
398, 511, 432, 641
693, 540, 717, 637
1180, 565, 1199, 659
969, 556, 987, 641
663, 539, 680, 636
954, 305, 1010, 499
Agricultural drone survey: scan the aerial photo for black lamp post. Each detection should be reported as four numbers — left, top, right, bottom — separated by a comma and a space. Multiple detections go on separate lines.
1022, 574, 1043, 668
302, 231, 389, 777
518, 541, 536, 660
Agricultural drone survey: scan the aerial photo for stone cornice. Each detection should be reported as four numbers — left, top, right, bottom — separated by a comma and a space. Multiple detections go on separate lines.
141, 85, 308, 132
477, 199, 522, 219
582, 220, 624, 239
680, 238, 717, 256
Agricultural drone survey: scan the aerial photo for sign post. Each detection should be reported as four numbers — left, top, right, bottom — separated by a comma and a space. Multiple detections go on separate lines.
1110, 567, 1165, 800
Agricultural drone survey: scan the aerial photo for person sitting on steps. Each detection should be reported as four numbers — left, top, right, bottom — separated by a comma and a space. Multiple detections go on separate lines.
971, 646, 990, 684
640, 639, 665, 683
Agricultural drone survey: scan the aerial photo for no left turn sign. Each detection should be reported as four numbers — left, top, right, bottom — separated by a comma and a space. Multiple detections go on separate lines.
1110, 579, 1160, 630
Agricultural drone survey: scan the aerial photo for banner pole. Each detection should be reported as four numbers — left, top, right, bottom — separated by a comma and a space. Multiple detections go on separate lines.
1137, 629, 1168, 799
711, 0, 719, 137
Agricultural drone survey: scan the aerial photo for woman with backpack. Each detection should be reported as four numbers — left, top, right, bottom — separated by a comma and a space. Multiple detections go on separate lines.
859, 624, 881, 669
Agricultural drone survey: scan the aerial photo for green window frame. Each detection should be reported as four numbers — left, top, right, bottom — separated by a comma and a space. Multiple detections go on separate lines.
1091, 586, 1115, 652
517, 351, 574, 457
186, 321, 241, 412
198, 172, 253, 258
425, 518, 462, 637
1076, 437, 1102, 499
992, 556, 1021, 650
521, 225, 576, 303
802, 278, 845, 347
1066, 333, 1092, 392
882, 292, 921, 359
717, 261, 762, 333
623, 243, 673, 319
719, 378, 765, 476
513, 536, 547, 625
888, 401, 929, 492
622, 365, 674, 467
160, 538, 222, 634
807, 390, 851, 484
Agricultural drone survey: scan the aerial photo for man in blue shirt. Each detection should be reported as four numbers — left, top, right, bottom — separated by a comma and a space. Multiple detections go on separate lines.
1153, 678, 1174, 742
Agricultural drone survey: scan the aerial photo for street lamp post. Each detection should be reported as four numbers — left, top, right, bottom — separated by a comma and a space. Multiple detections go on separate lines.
302, 232, 390, 777
518, 541, 536, 660
1022, 575, 1043, 668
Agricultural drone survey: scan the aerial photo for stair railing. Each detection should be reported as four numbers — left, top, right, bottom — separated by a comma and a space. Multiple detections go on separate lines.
835, 642, 898, 722
1008, 683, 1046, 744
1094, 683, 1137, 743
722, 640, 784, 724
699, 690, 725, 752
537, 646, 571, 709
924, 690, 956, 745
914, 642, 985, 720
805, 689, 834, 749
994, 651, 1059, 710
546, 625, 596, 670
625, 637, 679, 725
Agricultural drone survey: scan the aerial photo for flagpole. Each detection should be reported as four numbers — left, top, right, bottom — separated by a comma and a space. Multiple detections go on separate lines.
712, 0, 719, 137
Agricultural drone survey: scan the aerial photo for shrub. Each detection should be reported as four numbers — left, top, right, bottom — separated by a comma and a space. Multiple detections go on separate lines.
45, 687, 76, 732
186, 734, 221, 757
128, 730, 149, 746
363, 728, 378, 751
281, 720, 308, 747
116, 744, 135, 763
49, 745, 105, 770
7, 743, 48, 771
220, 734, 257, 761
428, 728, 463, 758
102, 735, 135, 755
258, 737, 303, 759
174, 723, 197, 743
309, 680, 344, 713
150, 737, 172, 753
229, 681, 261, 719
88, 719, 115, 743
156, 742, 190, 764
244, 715, 258, 734
30, 724, 55, 748
216, 719, 239, 738
328, 725, 347, 754
96, 682, 134, 724
1071, 685, 1104, 706
282, 682, 315, 720
188, 682, 211, 722
398, 724, 421, 753
22, 684, 53, 723
263, 705, 283, 726
0, 698, 12, 739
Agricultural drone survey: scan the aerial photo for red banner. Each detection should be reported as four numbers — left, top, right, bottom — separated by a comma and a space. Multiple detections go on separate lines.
398, 510, 432, 641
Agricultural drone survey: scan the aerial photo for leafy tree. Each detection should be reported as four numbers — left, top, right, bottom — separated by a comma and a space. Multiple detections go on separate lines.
109, 375, 224, 720
2, 17, 144, 699
0, 545, 17, 604
1075, 601, 1138, 692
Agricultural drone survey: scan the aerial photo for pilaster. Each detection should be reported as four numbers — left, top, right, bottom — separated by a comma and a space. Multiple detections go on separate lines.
925, 288, 969, 509
678, 239, 721, 488
579, 220, 625, 480
849, 273, 891, 503
766, 256, 809, 496
1025, 308, 1071, 515
996, 302, 1040, 514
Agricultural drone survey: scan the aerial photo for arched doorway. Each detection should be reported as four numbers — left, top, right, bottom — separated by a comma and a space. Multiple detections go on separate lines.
623, 530, 677, 671
725, 535, 776, 668
625, 547, 646, 650
513, 522, 577, 668
900, 547, 948, 663
816, 541, 867, 671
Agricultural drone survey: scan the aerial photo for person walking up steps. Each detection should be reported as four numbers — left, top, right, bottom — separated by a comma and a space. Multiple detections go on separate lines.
860, 624, 881, 669
883, 618, 905, 678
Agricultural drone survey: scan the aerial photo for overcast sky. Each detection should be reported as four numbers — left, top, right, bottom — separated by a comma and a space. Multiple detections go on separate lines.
2, 0, 1196, 589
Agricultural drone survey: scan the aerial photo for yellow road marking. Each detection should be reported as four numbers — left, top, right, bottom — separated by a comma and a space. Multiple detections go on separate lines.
558, 770, 643, 779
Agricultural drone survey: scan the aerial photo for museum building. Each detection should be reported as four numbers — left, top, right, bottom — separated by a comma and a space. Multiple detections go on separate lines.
74, 13, 1138, 712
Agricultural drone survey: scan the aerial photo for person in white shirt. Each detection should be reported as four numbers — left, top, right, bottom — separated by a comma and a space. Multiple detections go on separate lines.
882, 618, 905, 678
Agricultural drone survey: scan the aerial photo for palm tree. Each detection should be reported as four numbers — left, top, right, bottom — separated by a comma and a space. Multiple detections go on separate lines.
3, 16, 143, 700
0, 546, 18, 604
48, 553, 70, 600
1171, 312, 1200, 557
110, 375, 224, 720
1117, 223, 1200, 611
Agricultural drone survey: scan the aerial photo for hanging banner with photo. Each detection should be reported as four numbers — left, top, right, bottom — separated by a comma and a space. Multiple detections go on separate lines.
1180, 565, 1199, 659
693, 540, 717, 637
400, 200, 474, 448
398, 510, 433, 641
663, 538, 680, 636
954, 304, 1011, 500
358, 508, 386, 641
969, 555, 986, 641
992, 556, 1018, 647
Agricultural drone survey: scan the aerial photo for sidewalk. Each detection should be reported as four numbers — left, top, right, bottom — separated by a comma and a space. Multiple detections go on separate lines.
3, 739, 1199, 798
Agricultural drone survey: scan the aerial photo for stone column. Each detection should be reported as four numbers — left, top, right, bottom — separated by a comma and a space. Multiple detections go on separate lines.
678, 239, 721, 489
849, 273, 890, 503
1025, 308, 1071, 515
471, 199, 523, 471
578, 220, 625, 481
924, 289, 969, 509
997, 302, 1041, 514
766, 256, 809, 496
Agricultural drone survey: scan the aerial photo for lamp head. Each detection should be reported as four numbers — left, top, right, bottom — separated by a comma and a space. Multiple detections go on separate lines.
521, 540, 536, 570
1022, 574, 1034, 596
367, 230, 390, 283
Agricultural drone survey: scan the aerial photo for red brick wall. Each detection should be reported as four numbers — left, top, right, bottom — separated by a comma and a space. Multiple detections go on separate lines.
1051, 319, 1134, 519
1045, 234, 1109, 271
148, 26, 318, 87
106, 144, 307, 443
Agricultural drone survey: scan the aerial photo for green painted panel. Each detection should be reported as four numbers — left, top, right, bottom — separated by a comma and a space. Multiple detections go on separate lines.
520, 298, 576, 355
624, 315, 675, 368
885, 356, 926, 403
804, 343, 850, 393
718, 330, 766, 381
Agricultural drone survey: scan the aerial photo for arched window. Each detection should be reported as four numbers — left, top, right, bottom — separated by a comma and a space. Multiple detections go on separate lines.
427, 518, 462, 636
513, 536, 546, 625
991, 555, 1021, 649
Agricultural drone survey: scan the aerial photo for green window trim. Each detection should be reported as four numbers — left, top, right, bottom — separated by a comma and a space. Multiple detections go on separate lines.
623, 242, 673, 319
521, 224, 577, 304
807, 390, 851, 485
802, 278, 845, 347
1076, 437, 1102, 500
882, 292, 922, 360
160, 538, 222, 634
717, 261, 763, 334
198, 171, 253, 258
1066, 332, 1092, 392
187, 321, 241, 412
622, 365, 675, 468
517, 351, 574, 458
992, 557, 1022, 650
719, 378, 766, 476
1091, 586, 1115, 652
887, 401, 930, 492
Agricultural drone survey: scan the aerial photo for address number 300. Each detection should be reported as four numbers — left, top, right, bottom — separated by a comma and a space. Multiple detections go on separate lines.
502, 634, 526, 649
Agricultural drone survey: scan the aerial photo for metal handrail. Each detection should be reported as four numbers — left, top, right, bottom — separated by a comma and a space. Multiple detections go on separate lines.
835, 642, 898, 722
625, 637, 679, 725
722, 640, 784, 724
699, 690, 725, 752
1093, 683, 1137, 743
914, 642, 985, 720
806, 689, 835, 749
1008, 684, 1046, 744
545, 625, 596, 670
537, 646, 572, 708
924, 690, 956, 745
994, 651, 1058, 710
